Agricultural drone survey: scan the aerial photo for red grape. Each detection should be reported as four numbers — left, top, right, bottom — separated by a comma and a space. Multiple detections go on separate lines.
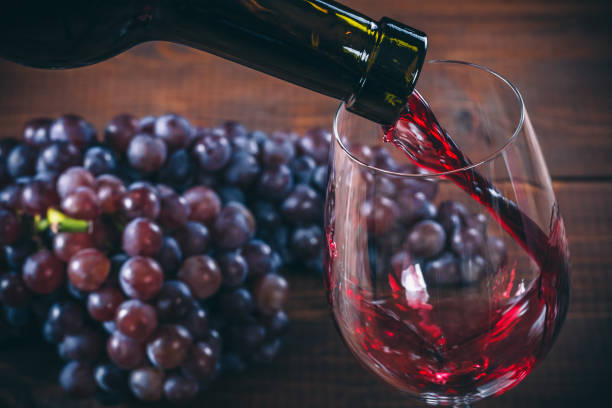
129, 366, 165, 402
171, 221, 209, 257
115, 299, 158, 341
154, 114, 192, 151
158, 193, 190, 230
57, 166, 96, 198
0, 273, 31, 307
253, 273, 289, 315
104, 114, 138, 154
59, 361, 97, 397
96, 174, 126, 213
53, 232, 94, 262
120, 184, 161, 220
122, 218, 163, 257
50, 114, 96, 151
22, 250, 65, 294
67, 248, 110, 291
127, 134, 167, 172
155, 281, 193, 321
87, 285, 124, 322
107, 330, 146, 369
119, 256, 164, 300
181, 341, 218, 381
146, 324, 193, 369
0, 208, 21, 246
178, 255, 222, 300
183, 186, 221, 225
164, 374, 199, 404
61, 186, 100, 220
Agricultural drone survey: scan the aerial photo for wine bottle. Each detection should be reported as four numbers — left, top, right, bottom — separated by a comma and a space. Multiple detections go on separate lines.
0, 0, 426, 124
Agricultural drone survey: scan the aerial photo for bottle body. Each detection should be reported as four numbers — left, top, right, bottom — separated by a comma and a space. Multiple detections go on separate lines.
0, 0, 426, 124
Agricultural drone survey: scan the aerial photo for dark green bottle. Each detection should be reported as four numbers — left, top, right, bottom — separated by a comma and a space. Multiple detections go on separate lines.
0, 0, 426, 124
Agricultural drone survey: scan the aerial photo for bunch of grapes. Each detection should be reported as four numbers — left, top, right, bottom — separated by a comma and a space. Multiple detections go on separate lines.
0, 113, 334, 403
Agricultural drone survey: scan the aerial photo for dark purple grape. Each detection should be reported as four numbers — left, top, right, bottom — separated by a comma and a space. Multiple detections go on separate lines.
50, 114, 96, 150
105, 114, 138, 154
95, 174, 126, 214
191, 130, 232, 171
253, 338, 282, 364
57, 166, 96, 198
257, 164, 293, 200
127, 134, 167, 172
297, 127, 331, 164
120, 184, 161, 220
405, 220, 446, 259
451, 227, 484, 258
219, 287, 254, 320
158, 148, 193, 186
171, 221, 210, 257
7, 144, 38, 178
58, 328, 103, 362
281, 184, 322, 224
261, 131, 295, 165
253, 274, 289, 315
437, 200, 469, 232
146, 324, 193, 369
180, 306, 209, 341
67, 248, 110, 291
289, 155, 316, 185
61, 186, 100, 220
229, 323, 266, 352
424, 252, 461, 286
20, 179, 58, 215
240, 239, 274, 277
397, 173, 438, 200
218, 251, 248, 287
181, 342, 218, 381
486, 236, 508, 271
164, 374, 199, 404
155, 236, 183, 274
178, 255, 222, 300
396, 190, 436, 225
231, 134, 259, 156
22, 250, 65, 294
94, 362, 129, 395
156, 193, 190, 232
467, 212, 488, 235
84, 146, 117, 175
119, 256, 164, 300
264, 310, 290, 338
217, 186, 245, 204
252, 201, 280, 229
23, 117, 53, 146
311, 165, 328, 193
221, 121, 247, 139
155, 114, 192, 151
59, 361, 97, 397
107, 331, 146, 369
122, 218, 163, 257
0, 184, 22, 211
290, 225, 323, 260
0, 208, 21, 245
36, 141, 81, 175
212, 202, 255, 250
183, 186, 221, 225
224, 151, 260, 187
4, 240, 36, 269
129, 367, 165, 402
115, 299, 158, 341
87, 286, 124, 322
156, 281, 194, 321
47, 300, 84, 335
136, 115, 156, 135
460, 255, 488, 284
0, 273, 30, 307
360, 195, 399, 236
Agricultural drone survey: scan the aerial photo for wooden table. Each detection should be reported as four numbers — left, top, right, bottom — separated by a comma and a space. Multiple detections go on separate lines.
0, 0, 610, 406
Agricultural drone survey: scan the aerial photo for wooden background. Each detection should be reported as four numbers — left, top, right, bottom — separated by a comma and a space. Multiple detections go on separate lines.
0, 0, 611, 406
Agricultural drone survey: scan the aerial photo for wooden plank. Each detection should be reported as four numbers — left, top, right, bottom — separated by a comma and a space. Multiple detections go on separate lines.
0, 0, 609, 178
0, 181, 610, 407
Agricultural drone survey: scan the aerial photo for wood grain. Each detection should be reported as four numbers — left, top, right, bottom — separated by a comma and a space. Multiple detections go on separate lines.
0, 0, 611, 407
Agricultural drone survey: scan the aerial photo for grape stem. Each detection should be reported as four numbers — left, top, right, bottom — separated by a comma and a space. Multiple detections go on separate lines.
44, 208, 91, 233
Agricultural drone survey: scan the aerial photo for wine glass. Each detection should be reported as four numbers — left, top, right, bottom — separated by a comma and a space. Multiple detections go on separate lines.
324, 60, 570, 407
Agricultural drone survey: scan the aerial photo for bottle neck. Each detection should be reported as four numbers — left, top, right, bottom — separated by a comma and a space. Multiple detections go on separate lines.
154, 0, 426, 124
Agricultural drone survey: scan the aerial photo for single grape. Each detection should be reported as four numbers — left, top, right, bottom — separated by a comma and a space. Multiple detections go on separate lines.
120, 184, 161, 220
154, 114, 192, 151
290, 226, 323, 261
221, 120, 248, 139
0, 208, 21, 245
231, 134, 259, 156
94, 362, 129, 395
84, 146, 117, 175
181, 342, 218, 381
53, 232, 94, 262
36, 141, 81, 175
95, 174, 126, 213
50, 114, 96, 150
212, 202, 255, 250
0, 184, 23, 211
58, 327, 103, 362
61, 186, 100, 220
104, 114, 138, 154
67, 248, 110, 291
437, 200, 469, 232
281, 184, 322, 224
0, 273, 30, 307
396, 190, 437, 225
171, 221, 210, 257
129, 366, 165, 402
289, 155, 316, 185
218, 251, 248, 287
59, 361, 97, 397
122, 218, 163, 257
240, 240, 274, 277
451, 227, 485, 258
360, 195, 399, 236
296, 127, 331, 164
164, 374, 199, 404
397, 173, 438, 201
252, 201, 280, 229
405, 220, 446, 259
87, 286, 124, 322
127, 134, 167, 172
261, 131, 295, 165
156, 281, 194, 322
136, 115, 156, 135
107, 331, 146, 369
311, 165, 328, 193
47, 300, 84, 335
146, 324, 193, 369
253, 274, 289, 315
157, 192, 190, 231
7, 145, 38, 178
264, 310, 290, 338
23, 117, 53, 146
178, 255, 222, 300
22, 250, 65, 294
191, 130, 232, 171
20, 179, 59, 215
56, 166, 95, 197
183, 186, 221, 225
158, 149, 193, 188
219, 287, 254, 320
257, 164, 294, 201
155, 236, 183, 274
424, 252, 461, 286
4, 240, 37, 269
180, 306, 209, 341
115, 299, 158, 341
119, 256, 164, 300
223, 151, 260, 187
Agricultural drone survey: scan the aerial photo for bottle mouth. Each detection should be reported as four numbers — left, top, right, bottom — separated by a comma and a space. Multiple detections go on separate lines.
334, 60, 526, 178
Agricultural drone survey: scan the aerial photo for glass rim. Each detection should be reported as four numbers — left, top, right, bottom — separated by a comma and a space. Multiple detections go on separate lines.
332, 59, 526, 178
